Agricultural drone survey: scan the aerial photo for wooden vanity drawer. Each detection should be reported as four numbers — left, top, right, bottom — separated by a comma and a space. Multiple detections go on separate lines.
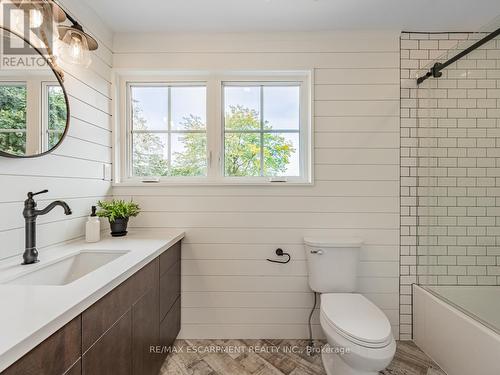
159, 260, 181, 321
63, 359, 81, 375
159, 297, 181, 349
82, 310, 132, 375
82, 259, 159, 351
2, 316, 81, 375
159, 241, 180, 276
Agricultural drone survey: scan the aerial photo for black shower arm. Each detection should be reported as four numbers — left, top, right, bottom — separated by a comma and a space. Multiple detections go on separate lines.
417, 27, 500, 85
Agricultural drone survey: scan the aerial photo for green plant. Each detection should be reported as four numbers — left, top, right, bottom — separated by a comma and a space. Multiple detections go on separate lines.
96, 199, 140, 222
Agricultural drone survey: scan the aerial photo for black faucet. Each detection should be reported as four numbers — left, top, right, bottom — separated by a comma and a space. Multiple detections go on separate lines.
22, 190, 72, 265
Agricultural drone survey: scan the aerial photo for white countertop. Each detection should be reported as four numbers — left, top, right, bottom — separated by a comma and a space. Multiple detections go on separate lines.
0, 230, 185, 372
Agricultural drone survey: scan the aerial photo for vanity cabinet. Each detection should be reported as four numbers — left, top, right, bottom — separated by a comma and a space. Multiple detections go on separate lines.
132, 284, 161, 374
1, 241, 181, 375
1, 317, 81, 375
82, 310, 133, 375
159, 241, 181, 351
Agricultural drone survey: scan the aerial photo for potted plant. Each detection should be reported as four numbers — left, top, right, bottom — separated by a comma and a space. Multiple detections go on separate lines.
96, 199, 140, 237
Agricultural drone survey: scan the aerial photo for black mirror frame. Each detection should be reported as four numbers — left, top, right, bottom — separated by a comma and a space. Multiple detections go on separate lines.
0, 25, 70, 159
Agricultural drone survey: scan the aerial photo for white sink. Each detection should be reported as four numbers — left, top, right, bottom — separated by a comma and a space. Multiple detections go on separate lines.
4, 250, 130, 286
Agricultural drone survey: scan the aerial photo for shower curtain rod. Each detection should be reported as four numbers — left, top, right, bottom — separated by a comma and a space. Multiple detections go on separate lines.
416, 27, 500, 85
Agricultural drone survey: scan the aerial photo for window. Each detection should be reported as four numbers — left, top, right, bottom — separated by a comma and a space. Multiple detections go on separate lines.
0, 83, 27, 156
122, 73, 311, 184
0, 80, 66, 155
43, 83, 67, 149
128, 84, 207, 177
223, 84, 301, 177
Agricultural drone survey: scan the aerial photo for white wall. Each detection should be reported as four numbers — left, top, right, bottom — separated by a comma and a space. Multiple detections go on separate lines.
113, 31, 401, 339
0, 0, 113, 261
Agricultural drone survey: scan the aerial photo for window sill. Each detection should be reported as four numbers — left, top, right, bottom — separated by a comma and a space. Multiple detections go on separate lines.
113, 178, 314, 187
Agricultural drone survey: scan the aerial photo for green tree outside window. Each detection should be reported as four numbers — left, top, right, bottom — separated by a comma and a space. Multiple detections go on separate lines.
131, 101, 294, 177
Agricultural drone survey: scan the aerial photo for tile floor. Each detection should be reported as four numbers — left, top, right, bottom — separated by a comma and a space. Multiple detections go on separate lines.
160, 339, 446, 375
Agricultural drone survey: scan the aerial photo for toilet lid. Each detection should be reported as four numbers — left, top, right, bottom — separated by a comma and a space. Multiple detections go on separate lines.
320, 294, 392, 345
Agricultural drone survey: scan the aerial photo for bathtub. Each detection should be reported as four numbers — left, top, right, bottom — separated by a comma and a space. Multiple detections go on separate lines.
413, 285, 500, 375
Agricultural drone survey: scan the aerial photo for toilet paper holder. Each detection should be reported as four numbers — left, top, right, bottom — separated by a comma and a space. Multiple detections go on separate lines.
266, 248, 291, 264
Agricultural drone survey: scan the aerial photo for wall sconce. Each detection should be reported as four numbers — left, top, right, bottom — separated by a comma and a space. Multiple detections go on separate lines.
11, 0, 98, 67
57, 16, 98, 67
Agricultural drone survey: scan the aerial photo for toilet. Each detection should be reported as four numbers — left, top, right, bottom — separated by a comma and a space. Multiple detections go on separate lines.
304, 238, 396, 375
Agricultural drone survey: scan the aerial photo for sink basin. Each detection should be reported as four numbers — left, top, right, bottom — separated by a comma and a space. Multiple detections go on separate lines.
4, 250, 130, 286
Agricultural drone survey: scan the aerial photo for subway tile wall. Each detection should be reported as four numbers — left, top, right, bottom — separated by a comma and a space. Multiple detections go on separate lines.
400, 32, 500, 340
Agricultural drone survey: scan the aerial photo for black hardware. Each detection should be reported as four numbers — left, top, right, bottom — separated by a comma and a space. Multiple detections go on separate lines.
417, 27, 500, 85
266, 248, 291, 264
306, 292, 318, 356
22, 190, 72, 265
56, 7, 99, 51
27, 189, 49, 199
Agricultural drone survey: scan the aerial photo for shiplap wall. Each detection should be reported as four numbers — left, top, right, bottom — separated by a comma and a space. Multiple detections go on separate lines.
113, 33, 399, 338
0, 0, 113, 261
112, 31, 401, 339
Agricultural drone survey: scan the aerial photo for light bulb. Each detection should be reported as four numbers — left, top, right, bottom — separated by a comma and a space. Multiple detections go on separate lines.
69, 36, 83, 59
29, 8, 43, 28
59, 29, 92, 67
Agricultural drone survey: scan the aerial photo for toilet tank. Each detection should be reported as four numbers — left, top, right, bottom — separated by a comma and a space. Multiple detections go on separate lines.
304, 238, 363, 293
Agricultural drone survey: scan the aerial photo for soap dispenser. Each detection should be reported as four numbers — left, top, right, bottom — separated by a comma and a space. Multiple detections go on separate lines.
85, 206, 101, 243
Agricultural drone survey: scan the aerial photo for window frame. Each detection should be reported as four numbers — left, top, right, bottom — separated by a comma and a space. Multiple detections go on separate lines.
41, 81, 65, 151
117, 72, 312, 186
126, 81, 209, 179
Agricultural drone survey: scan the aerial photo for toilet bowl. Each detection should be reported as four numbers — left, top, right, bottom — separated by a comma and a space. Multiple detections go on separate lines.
304, 238, 396, 375
320, 293, 396, 375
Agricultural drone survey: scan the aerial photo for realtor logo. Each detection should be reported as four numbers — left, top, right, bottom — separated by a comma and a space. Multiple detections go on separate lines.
1, 1, 55, 70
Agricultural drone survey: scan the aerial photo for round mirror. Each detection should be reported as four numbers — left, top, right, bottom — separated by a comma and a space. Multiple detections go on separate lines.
0, 27, 69, 158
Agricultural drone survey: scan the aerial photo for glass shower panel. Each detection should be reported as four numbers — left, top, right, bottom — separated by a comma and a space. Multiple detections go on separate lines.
414, 18, 500, 332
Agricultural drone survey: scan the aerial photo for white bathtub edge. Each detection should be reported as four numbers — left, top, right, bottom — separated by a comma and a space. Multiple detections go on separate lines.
413, 285, 500, 375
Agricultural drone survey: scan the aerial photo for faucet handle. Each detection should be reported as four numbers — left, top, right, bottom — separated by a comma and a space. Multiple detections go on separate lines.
27, 190, 49, 199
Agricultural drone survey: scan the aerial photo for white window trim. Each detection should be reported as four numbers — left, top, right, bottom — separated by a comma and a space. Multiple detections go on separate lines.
41, 81, 63, 150
114, 71, 313, 186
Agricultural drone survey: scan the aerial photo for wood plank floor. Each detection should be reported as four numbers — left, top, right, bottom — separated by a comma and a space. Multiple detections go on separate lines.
160, 340, 446, 375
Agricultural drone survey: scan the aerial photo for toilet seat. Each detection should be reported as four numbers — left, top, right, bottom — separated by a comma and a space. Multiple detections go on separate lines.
320, 293, 392, 349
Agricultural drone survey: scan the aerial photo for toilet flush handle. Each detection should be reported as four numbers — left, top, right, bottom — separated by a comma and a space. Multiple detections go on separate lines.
310, 249, 323, 255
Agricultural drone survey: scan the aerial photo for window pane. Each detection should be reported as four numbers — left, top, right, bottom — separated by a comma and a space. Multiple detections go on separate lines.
264, 132, 300, 177
223, 83, 302, 179
0, 84, 27, 130
48, 131, 64, 149
132, 133, 168, 176
224, 132, 261, 177
171, 86, 206, 130
263, 86, 300, 130
0, 131, 26, 156
0, 84, 27, 155
47, 85, 66, 148
131, 86, 168, 131
224, 86, 260, 131
170, 133, 207, 176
